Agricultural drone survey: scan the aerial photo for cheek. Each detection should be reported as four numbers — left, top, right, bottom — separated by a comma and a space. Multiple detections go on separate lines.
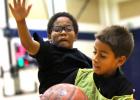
51, 33, 58, 40
72, 34, 77, 42
70, 32, 76, 38
103, 59, 117, 69
97, 57, 114, 66
70, 36, 76, 42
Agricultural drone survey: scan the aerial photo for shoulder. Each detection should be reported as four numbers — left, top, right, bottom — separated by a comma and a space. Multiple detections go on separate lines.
75, 68, 93, 82
116, 74, 134, 96
78, 68, 93, 73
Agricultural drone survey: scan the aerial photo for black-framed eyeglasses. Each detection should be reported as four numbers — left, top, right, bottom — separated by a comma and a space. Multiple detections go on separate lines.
52, 25, 74, 33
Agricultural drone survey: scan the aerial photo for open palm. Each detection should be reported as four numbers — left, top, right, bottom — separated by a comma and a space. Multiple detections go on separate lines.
9, 0, 32, 21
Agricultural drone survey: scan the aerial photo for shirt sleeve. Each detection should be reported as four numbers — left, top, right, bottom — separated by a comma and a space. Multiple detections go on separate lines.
33, 32, 44, 44
29, 33, 50, 69
30, 32, 44, 58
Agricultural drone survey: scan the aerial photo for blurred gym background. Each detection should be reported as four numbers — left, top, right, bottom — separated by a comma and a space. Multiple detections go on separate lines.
0, 0, 140, 99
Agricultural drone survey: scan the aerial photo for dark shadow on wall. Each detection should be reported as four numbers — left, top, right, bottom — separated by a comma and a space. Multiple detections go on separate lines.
123, 28, 140, 100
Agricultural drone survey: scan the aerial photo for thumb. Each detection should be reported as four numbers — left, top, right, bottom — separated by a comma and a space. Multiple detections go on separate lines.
9, 3, 14, 14
27, 4, 32, 15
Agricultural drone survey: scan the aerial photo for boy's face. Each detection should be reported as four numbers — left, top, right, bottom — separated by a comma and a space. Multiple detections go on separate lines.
92, 39, 125, 76
50, 17, 77, 48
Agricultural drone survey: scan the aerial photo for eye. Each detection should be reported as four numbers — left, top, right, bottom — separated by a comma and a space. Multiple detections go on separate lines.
93, 51, 96, 54
52, 26, 62, 32
100, 53, 107, 58
65, 25, 74, 32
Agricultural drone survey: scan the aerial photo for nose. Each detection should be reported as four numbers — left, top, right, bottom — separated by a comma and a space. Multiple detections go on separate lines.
61, 29, 66, 33
59, 30, 67, 36
92, 54, 98, 63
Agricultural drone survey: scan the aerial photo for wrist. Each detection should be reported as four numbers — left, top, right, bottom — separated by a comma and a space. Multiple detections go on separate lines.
16, 19, 26, 24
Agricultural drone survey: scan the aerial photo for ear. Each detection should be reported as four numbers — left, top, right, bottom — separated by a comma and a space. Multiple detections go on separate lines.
116, 56, 126, 67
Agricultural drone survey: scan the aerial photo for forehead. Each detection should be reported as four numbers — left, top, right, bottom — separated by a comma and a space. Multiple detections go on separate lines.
94, 39, 113, 53
54, 17, 73, 25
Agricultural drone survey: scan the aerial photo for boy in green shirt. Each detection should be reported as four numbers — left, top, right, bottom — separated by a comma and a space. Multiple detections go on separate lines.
75, 25, 134, 99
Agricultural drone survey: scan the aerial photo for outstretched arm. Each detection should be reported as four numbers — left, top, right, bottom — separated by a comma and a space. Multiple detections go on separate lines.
9, 0, 40, 55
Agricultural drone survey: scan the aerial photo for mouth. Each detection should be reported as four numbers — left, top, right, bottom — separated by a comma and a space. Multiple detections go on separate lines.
57, 37, 69, 47
93, 65, 100, 69
58, 37, 68, 42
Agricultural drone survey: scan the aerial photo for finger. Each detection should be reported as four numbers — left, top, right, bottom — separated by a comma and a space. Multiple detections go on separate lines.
22, 0, 25, 7
13, 0, 17, 7
9, 4, 14, 14
27, 4, 32, 14
18, 0, 21, 5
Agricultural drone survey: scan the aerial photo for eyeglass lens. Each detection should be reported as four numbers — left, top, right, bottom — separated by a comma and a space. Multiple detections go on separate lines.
52, 25, 74, 33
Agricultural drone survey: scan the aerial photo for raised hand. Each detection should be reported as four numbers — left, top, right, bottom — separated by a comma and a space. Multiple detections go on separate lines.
9, 0, 32, 22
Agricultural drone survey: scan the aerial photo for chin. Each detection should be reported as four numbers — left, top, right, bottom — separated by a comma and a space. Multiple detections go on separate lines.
58, 43, 71, 48
93, 69, 102, 75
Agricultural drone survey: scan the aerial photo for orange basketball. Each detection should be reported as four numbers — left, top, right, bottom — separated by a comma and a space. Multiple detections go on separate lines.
40, 83, 88, 100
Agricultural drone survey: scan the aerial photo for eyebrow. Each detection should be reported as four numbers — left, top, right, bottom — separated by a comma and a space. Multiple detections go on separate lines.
53, 24, 72, 27
94, 47, 109, 54
54, 21, 72, 25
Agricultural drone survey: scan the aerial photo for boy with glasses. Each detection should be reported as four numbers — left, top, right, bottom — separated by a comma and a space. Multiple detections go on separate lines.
9, 0, 92, 94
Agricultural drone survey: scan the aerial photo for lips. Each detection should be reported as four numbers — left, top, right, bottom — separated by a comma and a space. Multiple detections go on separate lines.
58, 37, 68, 41
93, 64, 100, 69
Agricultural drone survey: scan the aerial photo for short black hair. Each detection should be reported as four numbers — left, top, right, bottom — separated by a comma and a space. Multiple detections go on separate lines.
47, 12, 78, 35
95, 25, 134, 59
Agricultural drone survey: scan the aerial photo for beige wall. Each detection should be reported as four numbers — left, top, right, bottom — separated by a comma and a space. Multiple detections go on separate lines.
7, 0, 140, 29
66, 0, 100, 24
118, 0, 140, 20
